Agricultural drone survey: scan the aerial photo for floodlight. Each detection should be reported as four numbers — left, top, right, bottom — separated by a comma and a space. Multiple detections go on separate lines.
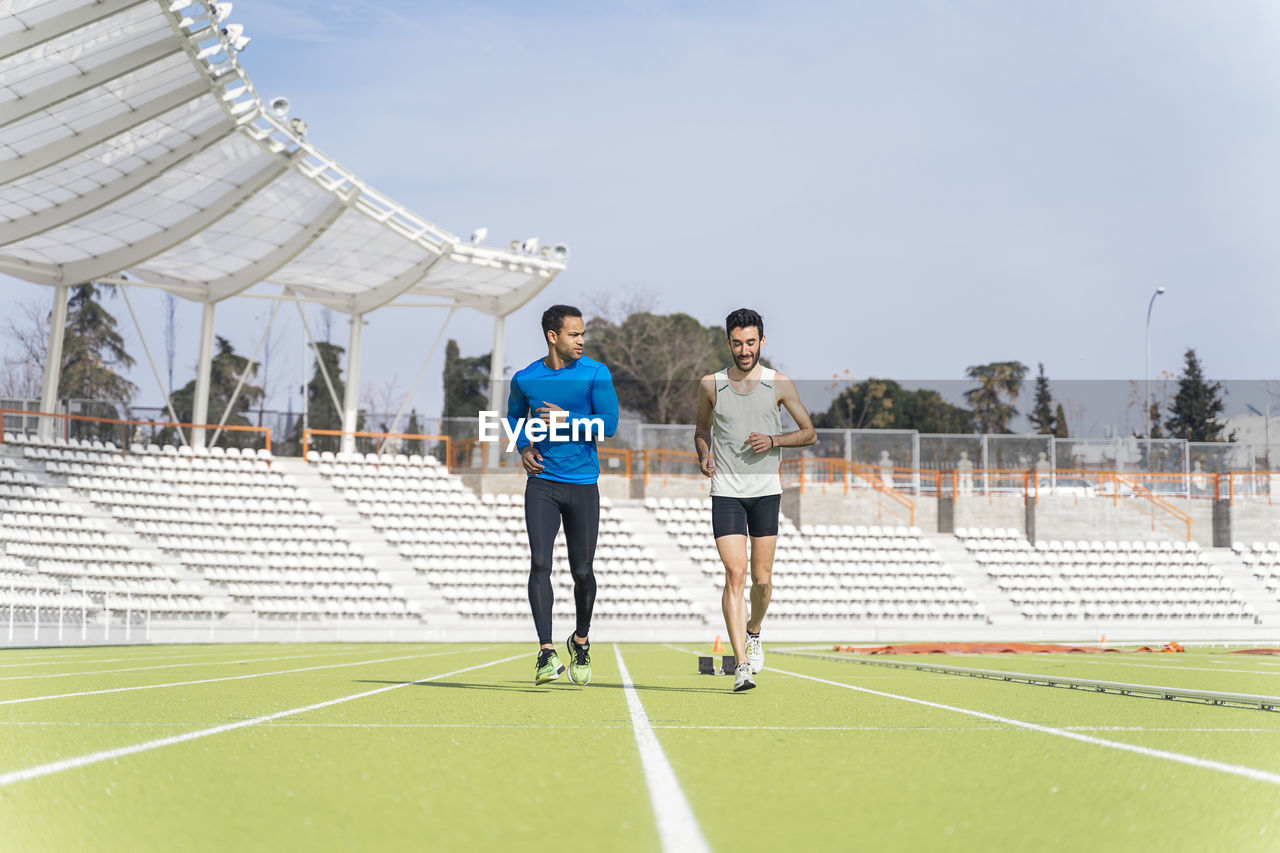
522, 237, 539, 254
268, 96, 290, 117
212, 2, 233, 22
231, 34, 251, 50
551, 243, 569, 261
289, 117, 307, 136
507, 239, 521, 252
221, 23, 243, 39
469, 227, 487, 245
538, 246, 551, 258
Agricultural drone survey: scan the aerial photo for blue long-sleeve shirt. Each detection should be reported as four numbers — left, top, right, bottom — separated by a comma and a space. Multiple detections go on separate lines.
505, 356, 619, 484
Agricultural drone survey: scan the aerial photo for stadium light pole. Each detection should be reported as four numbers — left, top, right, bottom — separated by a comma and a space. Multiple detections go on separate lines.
1145, 286, 1166, 439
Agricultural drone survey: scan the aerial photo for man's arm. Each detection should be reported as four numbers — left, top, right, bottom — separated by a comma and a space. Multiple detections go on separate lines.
744, 373, 817, 453
694, 374, 716, 478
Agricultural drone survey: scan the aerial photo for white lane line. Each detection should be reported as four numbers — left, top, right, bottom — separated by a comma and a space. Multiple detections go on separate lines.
0, 648, 276, 669
0, 647, 491, 706
614, 645, 711, 853
2, 720, 1279, 734
0, 649, 359, 681
0, 652, 525, 788
774, 667, 1280, 787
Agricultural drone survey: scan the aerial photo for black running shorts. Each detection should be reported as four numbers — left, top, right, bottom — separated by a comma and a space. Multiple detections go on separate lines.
711, 494, 781, 538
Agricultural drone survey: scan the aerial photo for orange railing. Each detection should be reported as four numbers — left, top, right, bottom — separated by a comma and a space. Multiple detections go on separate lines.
301, 429, 450, 462
781, 457, 916, 526
641, 449, 702, 487
0, 409, 271, 451
1115, 473, 1192, 541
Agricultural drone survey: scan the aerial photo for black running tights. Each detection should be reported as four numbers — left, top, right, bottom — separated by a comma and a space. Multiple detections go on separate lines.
525, 477, 599, 645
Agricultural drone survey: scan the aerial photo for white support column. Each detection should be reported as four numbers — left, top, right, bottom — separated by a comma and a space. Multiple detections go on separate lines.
37, 283, 70, 441
191, 301, 217, 448
341, 313, 365, 455
486, 313, 507, 469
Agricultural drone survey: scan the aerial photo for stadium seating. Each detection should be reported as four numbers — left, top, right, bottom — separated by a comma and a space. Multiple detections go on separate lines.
1, 441, 203, 619
312, 450, 703, 622
648, 497, 985, 620
7, 432, 414, 622
1237, 541, 1280, 604
957, 527, 1251, 620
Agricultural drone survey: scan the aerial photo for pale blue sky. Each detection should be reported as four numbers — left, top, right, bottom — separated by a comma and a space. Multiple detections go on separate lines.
3, 1, 1279, 429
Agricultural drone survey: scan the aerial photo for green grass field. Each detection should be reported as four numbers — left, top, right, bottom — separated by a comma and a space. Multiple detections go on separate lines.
2, 642, 1279, 852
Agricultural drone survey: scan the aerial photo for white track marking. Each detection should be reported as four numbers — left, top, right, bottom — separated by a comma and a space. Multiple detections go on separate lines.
0, 648, 282, 669
0, 647, 491, 706
0, 649, 359, 681
0, 652, 524, 788
774, 666, 1280, 787
1, 720, 1278, 733
614, 646, 711, 853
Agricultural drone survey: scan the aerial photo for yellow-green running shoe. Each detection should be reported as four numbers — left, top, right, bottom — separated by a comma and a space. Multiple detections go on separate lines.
565, 634, 591, 685
535, 648, 564, 685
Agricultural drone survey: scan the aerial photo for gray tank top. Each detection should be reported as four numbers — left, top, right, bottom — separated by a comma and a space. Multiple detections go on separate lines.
710, 367, 782, 497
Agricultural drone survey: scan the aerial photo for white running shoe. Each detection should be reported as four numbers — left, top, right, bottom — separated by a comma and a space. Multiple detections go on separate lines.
745, 633, 764, 674
733, 661, 756, 692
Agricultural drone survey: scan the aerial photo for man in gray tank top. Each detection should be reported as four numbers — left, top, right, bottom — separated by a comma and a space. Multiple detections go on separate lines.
694, 308, 816, 692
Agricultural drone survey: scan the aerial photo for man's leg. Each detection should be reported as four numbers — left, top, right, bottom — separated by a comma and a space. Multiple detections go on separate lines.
716, 535, 750, 666
524, 478, 562, 649
562, 482, 600, 644
746, 535, 776, 634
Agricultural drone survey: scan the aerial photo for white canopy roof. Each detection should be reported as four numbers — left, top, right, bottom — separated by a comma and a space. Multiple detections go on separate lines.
0, 0, 565, 316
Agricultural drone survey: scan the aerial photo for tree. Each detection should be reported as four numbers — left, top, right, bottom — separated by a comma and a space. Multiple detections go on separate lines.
166, 336, 264, 448
1053, 403, 1069, 438
1145, 403, 1163, 439
964, 361, 1027, 433
1028, 363, 1056, 435
442, 339, 490, 420
405, 409, 424, 456
1, 295, 50, 399
815, 377, 973, 433
584, 310, 772, 425
286, 340, 348, 454
1165, 348, 1229, 442
58, 283, 138, 406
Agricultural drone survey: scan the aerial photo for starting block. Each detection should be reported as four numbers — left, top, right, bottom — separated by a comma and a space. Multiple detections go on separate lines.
698, 655, 738, 675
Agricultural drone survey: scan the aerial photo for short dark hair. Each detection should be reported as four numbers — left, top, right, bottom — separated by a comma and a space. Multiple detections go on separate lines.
541, 304, 582, 339
725, 308, 763, 338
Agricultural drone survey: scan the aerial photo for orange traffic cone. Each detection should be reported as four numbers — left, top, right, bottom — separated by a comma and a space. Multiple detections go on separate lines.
1100, 633, 1106, 645
712, 635, 724, 653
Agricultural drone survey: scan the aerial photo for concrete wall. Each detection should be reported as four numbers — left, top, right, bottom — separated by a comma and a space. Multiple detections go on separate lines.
1230, 498, 1280, 544
779, 486, 934, 530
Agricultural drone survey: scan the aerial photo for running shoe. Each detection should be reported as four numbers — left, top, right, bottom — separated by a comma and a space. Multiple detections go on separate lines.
733, 661, 756, 692
565, 634, 592, 685
535, 648, 564, 685
745, 632, 764, 674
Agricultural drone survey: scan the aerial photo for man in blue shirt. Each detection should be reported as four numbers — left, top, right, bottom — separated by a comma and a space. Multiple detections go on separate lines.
505, 304, 618, 686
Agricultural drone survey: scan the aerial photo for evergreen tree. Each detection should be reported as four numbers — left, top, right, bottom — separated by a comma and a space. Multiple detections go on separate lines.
442, 339, 490, 419
58, 282, 138, 406
1028, 363, 1055, 435
1165, 348, 1228, 441
963, 361, 1028, 433
166, 336, 264, 448
1053, 403, 1069, 438
405, 409, 424, 457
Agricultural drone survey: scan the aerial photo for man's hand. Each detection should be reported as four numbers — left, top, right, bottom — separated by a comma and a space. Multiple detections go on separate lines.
533, 400, 566, 423
744, 432, 774, 454
520, 445, 545, 475
699, 453, 715, 478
